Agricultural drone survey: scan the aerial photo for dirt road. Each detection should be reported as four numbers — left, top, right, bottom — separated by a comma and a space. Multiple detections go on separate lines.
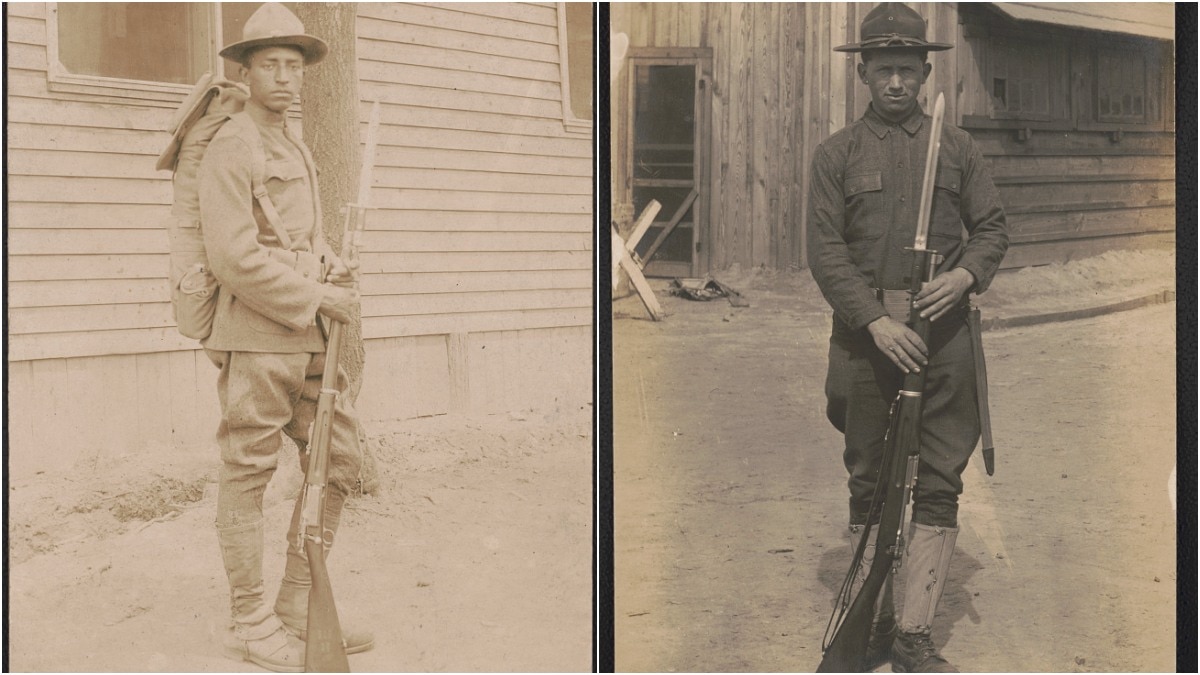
8, 410, 593, 672
613, 258, 1176, 672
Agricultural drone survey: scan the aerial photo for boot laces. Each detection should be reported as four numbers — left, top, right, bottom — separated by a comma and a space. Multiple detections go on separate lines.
908, 632, 948, 665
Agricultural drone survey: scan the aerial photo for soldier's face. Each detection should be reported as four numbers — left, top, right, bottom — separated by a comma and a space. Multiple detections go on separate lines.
241, 46, 305, 113
857, 51, 931, 121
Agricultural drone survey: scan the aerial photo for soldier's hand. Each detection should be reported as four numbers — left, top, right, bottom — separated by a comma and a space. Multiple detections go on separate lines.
318, 285, 360, 324
324, 256, 360, 288
913, 267, 975, 322
867, 316, 928, 374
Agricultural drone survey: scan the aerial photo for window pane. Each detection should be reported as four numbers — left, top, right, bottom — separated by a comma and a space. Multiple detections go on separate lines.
1096, 48, 1147, 123
565, 3, 594, 121
57, 3, 211, 85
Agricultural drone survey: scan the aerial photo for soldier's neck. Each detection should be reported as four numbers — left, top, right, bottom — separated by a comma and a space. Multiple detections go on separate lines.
245, 99, 288, 128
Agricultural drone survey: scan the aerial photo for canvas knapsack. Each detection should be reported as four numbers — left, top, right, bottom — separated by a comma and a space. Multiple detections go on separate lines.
156, 72, 303, 340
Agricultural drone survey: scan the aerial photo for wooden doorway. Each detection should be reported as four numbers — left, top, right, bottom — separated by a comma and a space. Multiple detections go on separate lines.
626, 49, 711, 278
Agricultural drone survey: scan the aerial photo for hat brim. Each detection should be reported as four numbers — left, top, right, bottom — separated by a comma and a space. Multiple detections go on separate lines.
834, 41, 953, 53
220, 35, 328, 65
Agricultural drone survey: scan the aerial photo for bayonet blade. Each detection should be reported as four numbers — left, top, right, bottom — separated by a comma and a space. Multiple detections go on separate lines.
913, 92, 945, 251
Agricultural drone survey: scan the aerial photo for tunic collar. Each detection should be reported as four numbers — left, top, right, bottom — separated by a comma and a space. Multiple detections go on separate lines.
862, 102, 926, 139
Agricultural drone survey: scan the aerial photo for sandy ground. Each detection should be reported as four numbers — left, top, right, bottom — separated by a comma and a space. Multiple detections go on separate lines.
8, 409, 594, 672
613, 249, 1177, 672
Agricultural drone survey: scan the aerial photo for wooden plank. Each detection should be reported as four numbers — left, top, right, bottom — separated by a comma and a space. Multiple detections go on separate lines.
9, 175, 171, 206
998, 180, 1174, 210
6, 15, 45, 45
375, 123, 591, 157
364, 288, 591, 317
466, 329, 518, 413
8, 254, 167, 282
373, 166, 591, 195
9, 278, 169, 308
356, 335, 452, 421
365, 3, 558, 44
168, 350, 204, 449
7, 41, 47, 71
365, 230, 590, 253
641, 190, 698, 265
367, 210, 592, 233
9, 327, 200, 362
375, 145, 591, 176
356, 14, 559, 63
618, 253, 664, 321
9, 149, 168, 180
359, 81, 564, 119
9, 229, 168, 255
25, 358, 71, 476
7, 361, 37, 467
971, 131, 1176, 157
10, 302, 174, 335
6, 94, 172, 132
779, 4, 801, 270
363, 269, 592, 297
988, 154, 1175, 179
364, 307, 591, 340
6, 3, 46, 20
447, 332, 472, 413
709, 3, 730, 270
993, 173, 1175, 186
369, 99, 577, 138
358, 60, 562, 101
372, 189, 589, 214
1007, 205, 1176, 240
443, 2, 558, 26
625, 200, 664, 251
8, 203, 170, 230
753, 3, 778, 269
8, 122, 167, 155
730, 2, 752, 269
136, 351, 175, 452
1000, 231, 1175, 269
359, 35, 560, 81
359, 250, 591, 274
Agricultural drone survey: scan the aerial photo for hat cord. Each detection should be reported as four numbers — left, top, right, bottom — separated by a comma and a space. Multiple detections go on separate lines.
861, 33, 925, 48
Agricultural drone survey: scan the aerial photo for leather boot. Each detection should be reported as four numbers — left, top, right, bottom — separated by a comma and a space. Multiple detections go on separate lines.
891, 523, 958, 673
850, 524, 896, 671
217, 520, 306, 673
275, 489, 375, 655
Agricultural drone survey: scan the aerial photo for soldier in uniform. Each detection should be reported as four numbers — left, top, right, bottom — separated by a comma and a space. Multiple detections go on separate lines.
198, 3, 373, 670
807, 3, 1009, 671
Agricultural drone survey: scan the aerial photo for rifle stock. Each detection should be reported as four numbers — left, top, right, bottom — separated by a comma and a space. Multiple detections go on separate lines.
817, 94, 946, 672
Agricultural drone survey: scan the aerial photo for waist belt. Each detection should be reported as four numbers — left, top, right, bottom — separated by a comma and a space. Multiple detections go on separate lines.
874, 288, 912, 322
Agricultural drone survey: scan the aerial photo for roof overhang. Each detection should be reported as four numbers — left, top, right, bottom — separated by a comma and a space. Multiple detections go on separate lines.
989, 3, 1175, 41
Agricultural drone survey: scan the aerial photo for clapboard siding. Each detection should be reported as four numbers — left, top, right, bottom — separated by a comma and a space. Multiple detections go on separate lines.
7, 3, 592, 476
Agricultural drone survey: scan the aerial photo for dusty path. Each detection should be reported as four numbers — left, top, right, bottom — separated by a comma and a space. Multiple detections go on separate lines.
613, 255, 1176, 672
8, 411, 594, 672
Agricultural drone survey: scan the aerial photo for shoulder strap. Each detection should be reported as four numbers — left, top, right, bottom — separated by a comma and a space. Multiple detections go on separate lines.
228, 112, 295, 251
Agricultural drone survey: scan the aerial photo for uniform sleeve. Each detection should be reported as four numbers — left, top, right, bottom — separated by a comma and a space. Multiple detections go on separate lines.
199, 135, 325, 330
954, 137, 1010, 294
806, 144, 888, 330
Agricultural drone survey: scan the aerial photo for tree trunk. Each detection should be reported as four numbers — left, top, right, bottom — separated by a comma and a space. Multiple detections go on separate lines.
295, 3, 378, 494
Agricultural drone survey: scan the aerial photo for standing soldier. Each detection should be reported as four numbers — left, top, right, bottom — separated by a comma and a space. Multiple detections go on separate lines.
198, 3, 373, 670
807, 3, 1009, 671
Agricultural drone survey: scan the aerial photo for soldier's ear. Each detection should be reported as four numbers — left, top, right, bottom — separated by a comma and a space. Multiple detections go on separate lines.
856, 61, 869, 85
921, 61, 932, 83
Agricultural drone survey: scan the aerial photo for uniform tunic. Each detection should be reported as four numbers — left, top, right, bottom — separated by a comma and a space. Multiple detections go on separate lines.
806, 103, 1009, 528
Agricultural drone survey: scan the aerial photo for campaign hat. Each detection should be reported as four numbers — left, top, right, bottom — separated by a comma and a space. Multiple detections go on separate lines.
219, 3, 328, 65
834, 2, 953, 53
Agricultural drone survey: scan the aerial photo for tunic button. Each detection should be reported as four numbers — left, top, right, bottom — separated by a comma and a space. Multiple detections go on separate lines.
900, 196, 906, 202
898, 162, 904, 168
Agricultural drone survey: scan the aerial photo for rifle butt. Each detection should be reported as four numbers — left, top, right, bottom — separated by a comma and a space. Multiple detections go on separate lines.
817, 566, 888, 672
304, 536, 350, 672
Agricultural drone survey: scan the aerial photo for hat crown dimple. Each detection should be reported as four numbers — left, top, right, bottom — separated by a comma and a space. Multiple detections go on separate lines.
242, 2, 307, 43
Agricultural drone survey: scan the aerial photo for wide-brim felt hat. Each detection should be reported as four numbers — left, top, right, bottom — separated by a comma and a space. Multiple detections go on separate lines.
834, 2, 953, 53
219, 2, 328, 65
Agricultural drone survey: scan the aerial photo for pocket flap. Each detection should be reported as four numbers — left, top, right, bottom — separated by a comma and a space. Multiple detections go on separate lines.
264, 158, 306, 182
935, 167, 962, 194
845, 172, 882, 197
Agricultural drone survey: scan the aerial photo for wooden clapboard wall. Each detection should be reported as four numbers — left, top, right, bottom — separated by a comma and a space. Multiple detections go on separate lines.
6, 2, 592, 479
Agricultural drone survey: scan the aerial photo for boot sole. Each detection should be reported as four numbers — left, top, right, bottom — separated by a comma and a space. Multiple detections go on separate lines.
222, 644, 304, 673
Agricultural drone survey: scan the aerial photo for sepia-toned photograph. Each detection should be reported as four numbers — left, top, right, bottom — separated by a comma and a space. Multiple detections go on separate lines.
7, 2, 595, 671
609, 2, 1177, 672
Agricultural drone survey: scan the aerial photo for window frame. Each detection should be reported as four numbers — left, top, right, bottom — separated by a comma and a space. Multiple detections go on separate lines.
556, 2, 593, 134
45, 2, 225, 101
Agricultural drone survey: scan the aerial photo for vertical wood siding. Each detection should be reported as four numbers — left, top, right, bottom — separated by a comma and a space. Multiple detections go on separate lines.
6, 3, 593, 479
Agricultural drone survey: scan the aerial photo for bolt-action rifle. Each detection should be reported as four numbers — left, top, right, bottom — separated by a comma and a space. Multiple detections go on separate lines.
300, 100, 381, 673
817, 93, 947, 673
